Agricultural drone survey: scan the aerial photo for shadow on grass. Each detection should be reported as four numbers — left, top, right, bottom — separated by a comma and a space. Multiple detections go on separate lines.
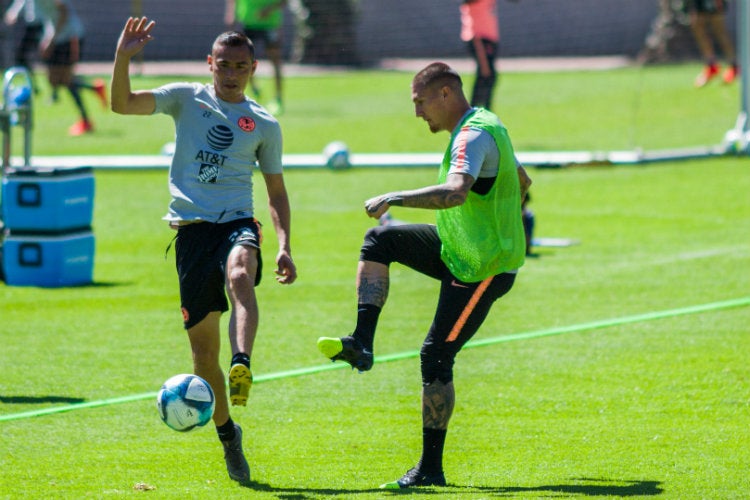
0, 395, 86, 404
73, 281, 132, 288
240, 477, 663, 498
0, 281, 128, 288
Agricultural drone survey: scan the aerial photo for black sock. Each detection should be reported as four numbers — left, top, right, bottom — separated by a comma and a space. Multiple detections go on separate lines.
216, 417, 236, 441
352, 303, 381, 351
419, 427, 447, 474
231, 352, 250, 367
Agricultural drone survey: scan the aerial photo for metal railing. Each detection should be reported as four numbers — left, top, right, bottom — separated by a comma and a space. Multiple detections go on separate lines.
1, 66, 34, 171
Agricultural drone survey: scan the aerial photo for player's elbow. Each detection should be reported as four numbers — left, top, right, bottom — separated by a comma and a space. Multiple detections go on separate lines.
444, 173, 472, 207
111, 101, 125, 114
445, 189, 468, 208
110, 95, 132, 114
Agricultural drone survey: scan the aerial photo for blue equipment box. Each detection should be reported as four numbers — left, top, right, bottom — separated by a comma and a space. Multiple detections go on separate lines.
1, 166, 94, 232
2, 230, 95, 287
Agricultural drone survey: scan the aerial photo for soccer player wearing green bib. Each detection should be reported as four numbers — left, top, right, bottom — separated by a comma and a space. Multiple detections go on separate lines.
318, 62, 531, 488
225, 0, 286, 113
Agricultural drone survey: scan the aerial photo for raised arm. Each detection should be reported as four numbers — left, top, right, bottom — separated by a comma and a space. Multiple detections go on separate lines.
111, 17, 157, 115
3, 0, 23, 25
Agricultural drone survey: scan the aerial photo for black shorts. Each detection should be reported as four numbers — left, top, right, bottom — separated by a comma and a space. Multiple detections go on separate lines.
361, 223, 517, 384
361, 223, 446, 279
243, 28, 282, 50
174, 218, 262, 329
44, 38, 85, 66
15, 23, 43, 67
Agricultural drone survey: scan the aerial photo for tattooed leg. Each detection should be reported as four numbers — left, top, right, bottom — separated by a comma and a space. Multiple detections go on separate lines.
422, 380, 455, 430
356, 260, 389, 308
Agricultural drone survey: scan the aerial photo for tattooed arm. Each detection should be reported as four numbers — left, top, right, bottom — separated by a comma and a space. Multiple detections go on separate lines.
364, 172, 473, 219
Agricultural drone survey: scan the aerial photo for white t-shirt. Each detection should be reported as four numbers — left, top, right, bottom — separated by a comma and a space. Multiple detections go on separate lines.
153, 82, 283, 223
36, 0, 84, 42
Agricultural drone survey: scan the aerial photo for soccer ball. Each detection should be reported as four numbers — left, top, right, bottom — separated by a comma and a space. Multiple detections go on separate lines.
323, 141, 351, 170
156, 374, 215, 432
160, 141, 176, 157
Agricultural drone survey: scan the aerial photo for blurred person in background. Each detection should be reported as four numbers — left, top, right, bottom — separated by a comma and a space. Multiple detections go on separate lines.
225, 0, 286, 114
3, 0, 44, 93
36, 0, 107, 135
684, 0, 737, 86
460, 0, 518, 110
522, 191, 537, 257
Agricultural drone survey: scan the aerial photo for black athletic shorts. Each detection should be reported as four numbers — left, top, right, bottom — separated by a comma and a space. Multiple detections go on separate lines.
174, 218, 262, 329
361, 223, 517, 384
15, 24, 43, 67
243, 28, 282, 50
44, 38, 85, 66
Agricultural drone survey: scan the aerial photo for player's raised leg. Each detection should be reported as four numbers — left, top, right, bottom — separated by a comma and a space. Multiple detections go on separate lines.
226, 244, 259, 406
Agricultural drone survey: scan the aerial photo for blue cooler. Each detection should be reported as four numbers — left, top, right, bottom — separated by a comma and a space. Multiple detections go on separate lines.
2, 230, 95, 287
1, 166, 94, 232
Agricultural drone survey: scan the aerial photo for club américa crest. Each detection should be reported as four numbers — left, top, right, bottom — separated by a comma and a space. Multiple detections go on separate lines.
238, 116, 255, 132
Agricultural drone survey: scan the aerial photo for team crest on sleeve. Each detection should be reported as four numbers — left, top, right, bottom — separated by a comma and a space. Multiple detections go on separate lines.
238, 116, 256, 132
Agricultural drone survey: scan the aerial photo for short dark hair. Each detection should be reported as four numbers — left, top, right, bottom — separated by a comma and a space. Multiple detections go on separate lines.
413, 62, 463, 91
213, 31, 255, 59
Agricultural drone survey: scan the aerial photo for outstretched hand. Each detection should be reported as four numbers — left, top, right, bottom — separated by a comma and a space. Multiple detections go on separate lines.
116, 17, 156, 59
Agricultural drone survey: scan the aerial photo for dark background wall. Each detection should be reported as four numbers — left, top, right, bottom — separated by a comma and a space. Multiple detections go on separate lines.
0, 0, 739, 65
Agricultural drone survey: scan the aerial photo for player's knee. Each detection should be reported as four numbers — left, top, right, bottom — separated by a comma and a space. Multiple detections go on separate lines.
363, 225, 389, 247
226, 249, 257, 287
420, 347, 454, 386
360, 225, 397, 264
227, 266, 251, 288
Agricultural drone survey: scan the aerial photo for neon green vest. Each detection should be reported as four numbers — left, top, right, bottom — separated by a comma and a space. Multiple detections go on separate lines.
236, 0, 283, 30
436, 108, 525, 282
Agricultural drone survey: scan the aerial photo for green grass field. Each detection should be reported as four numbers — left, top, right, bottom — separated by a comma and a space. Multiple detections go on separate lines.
1, 63, 749, 498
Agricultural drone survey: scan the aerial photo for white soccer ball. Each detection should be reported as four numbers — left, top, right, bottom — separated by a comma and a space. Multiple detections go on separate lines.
160, 141, 176, 156
156, 374, 215, 432
323, 141, 351, 170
